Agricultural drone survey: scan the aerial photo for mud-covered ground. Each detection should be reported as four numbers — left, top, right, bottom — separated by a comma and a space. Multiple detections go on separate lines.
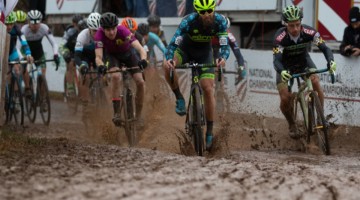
1, 75, 360, 200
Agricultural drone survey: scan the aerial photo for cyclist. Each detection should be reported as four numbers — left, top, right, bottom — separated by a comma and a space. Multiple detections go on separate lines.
120, 17, 146, 46
94, 12, 148, 127
212, 16, 246, 84
165, 0, 229, 150
147, 14, 167, 47
5, 11, 33, 91
273, 5, 336, 139
75, 12, 101, 112
21, 10, 60, 76
60, 14, 87, 100
137, 23, 166, 68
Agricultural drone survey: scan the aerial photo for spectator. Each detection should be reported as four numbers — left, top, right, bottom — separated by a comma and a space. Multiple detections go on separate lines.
134, 0, 150, 17
340, 6, 360, 57
155, 0, 177, 17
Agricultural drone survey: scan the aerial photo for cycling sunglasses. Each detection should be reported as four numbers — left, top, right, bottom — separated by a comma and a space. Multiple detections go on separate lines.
198, 9, 214, 15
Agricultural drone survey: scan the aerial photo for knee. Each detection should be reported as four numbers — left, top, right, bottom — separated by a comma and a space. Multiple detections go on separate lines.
136, 79, 145, 88
112, 73, 121, 81
202, 84, 214, 96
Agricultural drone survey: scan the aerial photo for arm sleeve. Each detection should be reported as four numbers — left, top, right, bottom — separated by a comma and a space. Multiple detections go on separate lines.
313, 32, 334, 62
228, 33, 244, 66
45, 27, 59, 55
273, 47, 284, 73
165, 16, 191, 60
217, 16, 230, 60
154, 34, 166, 54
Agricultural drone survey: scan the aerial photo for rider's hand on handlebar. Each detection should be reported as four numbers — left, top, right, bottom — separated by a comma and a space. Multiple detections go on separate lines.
328, 60, 336, 74
97, 65, 107, 75
166, 59, 175, 70
216, 58, 226, 68
26, 55, 34, 64
54, 54, 60, 70
281, 70, 292, 82
79, 62, 89, 75
138, 59, 148, 70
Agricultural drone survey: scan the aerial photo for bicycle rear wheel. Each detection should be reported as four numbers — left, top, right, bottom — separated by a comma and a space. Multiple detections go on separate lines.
38, 76, 51, 125
191, 86, 204, 156
123, 88, 137, 147
25, 78, 36, 123
9, 75, 24, 125
310, 91, 330, 155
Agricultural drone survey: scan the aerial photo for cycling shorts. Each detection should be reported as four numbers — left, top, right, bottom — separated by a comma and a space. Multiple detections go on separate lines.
174, 46, 215, 80
105, 48, 141, 75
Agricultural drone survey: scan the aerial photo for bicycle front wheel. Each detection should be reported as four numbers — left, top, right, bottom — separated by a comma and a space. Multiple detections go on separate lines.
191, 86, 204, 156
25, 78, 36, 123
38, 75, 51, 125
123, 88, 137, 147
9, 75, 24, 126
291, 92, 307, 137
310, 91, 330, 155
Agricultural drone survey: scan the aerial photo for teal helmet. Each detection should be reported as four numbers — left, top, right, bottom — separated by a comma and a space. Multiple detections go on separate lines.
282, 5, 303, 22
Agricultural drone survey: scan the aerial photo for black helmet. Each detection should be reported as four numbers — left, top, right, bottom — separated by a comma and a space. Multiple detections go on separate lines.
137, 23, 149, 35
100, 12, 118, 29
72, 14, 83, 23
147, 14, 161, 26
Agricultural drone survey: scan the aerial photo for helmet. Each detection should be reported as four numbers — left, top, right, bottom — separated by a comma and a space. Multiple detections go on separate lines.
72, 14, 83, 23
121, 17, 138, 31
78, 19, 88, 30
16, 10, 27, 23
226, 17, 231, 29
282, 5, 303, 22
87, 12, 101, 30
27, 10, 43, 23
147, 14, 161, 26
5, 11, 17, 24
193, 0, 216, 12
137, 23, 149, 35
100, 12, 118, 29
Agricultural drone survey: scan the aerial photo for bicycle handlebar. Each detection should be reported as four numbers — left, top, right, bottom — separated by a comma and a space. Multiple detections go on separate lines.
290, 67, 336, 84
9, 59, 55, 65
170, 62, 221, 83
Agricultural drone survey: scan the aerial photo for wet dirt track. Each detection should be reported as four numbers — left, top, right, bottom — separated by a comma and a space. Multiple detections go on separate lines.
1, 87, 360, 200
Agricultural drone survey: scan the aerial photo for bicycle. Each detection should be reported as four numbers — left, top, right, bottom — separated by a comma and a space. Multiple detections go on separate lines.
5, 63, 25, 126
64, 60, 79, 114
10, 59, 54, 126
170, 62, 219, 156
106, 64, 143, 147
289, 67, 335, 155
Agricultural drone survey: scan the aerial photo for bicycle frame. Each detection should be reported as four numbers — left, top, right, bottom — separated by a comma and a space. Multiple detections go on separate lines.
174, 62, 217, 156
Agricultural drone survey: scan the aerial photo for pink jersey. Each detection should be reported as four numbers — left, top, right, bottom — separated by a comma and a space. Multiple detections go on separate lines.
94, 25, 136, 54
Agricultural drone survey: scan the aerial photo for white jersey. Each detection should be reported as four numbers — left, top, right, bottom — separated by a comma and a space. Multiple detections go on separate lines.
21, 23, 58, 60
74, 28, 96, 67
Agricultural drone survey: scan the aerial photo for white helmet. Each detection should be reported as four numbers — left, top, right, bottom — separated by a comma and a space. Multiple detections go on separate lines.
27, 10, 43, 23
87, 12, 101, 30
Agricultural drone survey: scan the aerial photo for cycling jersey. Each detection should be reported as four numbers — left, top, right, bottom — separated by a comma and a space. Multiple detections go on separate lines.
74, 28, 95, 67
60, 25, 79, 55
94, 25, 140, 73
165, 12, 230, 61
8, 24, 31, 61
273, 24, 334, 74
21, 23, 58, 61
147, 32, 166, 56
212, 31, 244, 66
94, 25, 136, 54
155, 29, 167, 47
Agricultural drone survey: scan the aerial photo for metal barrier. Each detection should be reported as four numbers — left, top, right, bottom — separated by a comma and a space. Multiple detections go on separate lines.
0, 22, 10, 126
